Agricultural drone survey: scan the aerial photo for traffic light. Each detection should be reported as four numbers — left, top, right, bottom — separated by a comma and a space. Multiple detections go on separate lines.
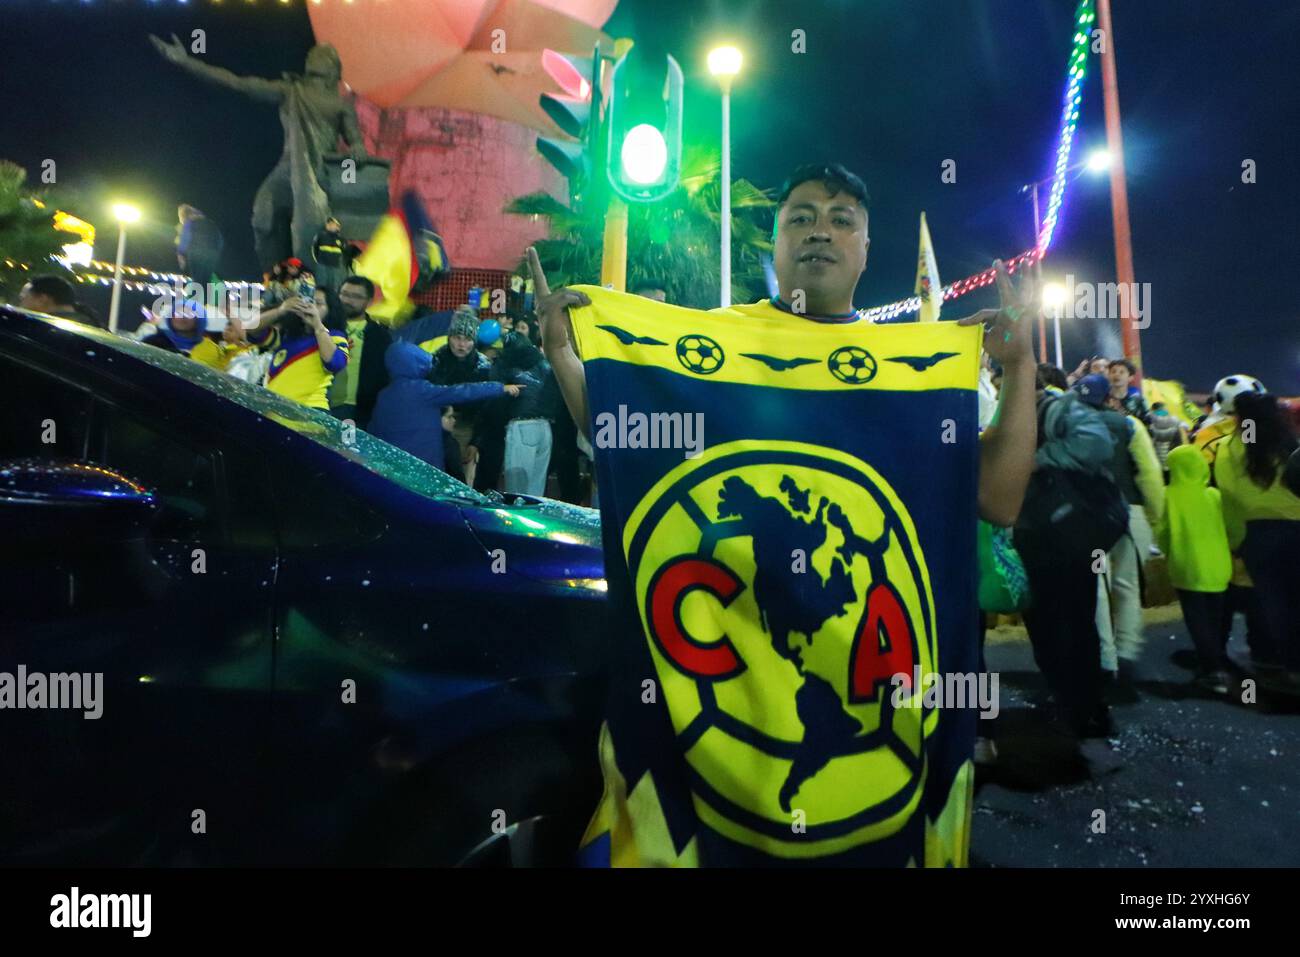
537, 45, 607, 209
606, 50, 683, 203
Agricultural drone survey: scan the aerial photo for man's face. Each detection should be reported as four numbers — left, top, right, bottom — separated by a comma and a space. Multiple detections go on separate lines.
636, 287, 667, 303
170, 311, 197, 334
338, 283, 371, 319
448, 334, 475, 359
1108, 364, 1131, 393
17, 283, 50, 312
441, 409, 456, 431
514, 318, 530, 336
773, 180, 869, 311
1090, 357, 1110, 375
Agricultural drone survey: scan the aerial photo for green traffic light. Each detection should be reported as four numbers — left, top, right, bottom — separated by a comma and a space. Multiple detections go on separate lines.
621, 124, 668, 185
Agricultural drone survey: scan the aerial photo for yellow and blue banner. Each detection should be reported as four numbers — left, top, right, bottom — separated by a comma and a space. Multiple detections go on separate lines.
570, 290, 982, 866
354, 191, 450, 323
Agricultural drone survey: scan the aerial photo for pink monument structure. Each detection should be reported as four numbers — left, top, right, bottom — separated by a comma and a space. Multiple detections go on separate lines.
308, 0, 618, 309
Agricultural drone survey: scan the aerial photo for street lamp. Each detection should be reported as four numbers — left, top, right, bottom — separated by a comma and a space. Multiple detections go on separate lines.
1020, 151, 1109, 363
1042, 281, 1068, 369
107, 202, 140, 333
708, 44, 742, 308
1085, 148, 1112, 173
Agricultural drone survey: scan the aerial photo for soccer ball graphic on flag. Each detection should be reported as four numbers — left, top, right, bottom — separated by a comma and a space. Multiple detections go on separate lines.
676, 334, 725, 375
827, 346, 878, 385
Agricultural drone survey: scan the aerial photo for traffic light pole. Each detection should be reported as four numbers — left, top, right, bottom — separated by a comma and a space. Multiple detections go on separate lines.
601, 195, 628, 291
719, 76, 733, 308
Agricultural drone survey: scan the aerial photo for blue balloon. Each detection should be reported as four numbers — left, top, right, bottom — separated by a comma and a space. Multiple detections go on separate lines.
476, 318, 501, 347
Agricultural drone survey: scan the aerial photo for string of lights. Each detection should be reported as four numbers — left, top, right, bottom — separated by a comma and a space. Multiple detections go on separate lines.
861, 0, 1095, 322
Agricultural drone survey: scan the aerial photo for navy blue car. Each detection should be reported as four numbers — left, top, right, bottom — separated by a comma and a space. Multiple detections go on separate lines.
0, 305, 609, 866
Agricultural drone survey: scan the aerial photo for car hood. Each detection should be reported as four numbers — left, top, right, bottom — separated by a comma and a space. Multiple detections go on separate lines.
458, 495, 606, 589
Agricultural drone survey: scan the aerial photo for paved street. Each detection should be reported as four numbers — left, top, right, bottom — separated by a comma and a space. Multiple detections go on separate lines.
972, 605, 1300, 867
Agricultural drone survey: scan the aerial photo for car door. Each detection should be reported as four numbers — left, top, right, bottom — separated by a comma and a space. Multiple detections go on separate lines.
0, 348, 277, 864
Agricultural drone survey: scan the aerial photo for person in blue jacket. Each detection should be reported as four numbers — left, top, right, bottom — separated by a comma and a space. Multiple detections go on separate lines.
368, 340, 521, 473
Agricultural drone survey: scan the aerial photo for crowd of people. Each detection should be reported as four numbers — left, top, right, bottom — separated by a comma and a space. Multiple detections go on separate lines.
13, 237, 1300, 759
977, 351, 1300, 762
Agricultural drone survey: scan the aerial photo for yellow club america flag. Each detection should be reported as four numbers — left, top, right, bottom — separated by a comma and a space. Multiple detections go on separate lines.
569, 288, 982, 867
915, 212, 943, 323
355, 191, 450, 323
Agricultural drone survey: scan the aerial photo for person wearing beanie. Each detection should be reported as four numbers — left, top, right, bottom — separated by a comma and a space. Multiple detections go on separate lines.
1156, 444, 1234, 692
429, 306, 495, 484
1075, 373, 1165, 687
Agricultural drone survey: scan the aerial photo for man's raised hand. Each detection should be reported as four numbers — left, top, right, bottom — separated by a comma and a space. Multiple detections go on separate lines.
958, 259, 1037, 367
527, 246, 589, 356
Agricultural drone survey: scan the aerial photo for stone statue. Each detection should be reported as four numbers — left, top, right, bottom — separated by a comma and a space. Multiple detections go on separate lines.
149, 33, 383, 271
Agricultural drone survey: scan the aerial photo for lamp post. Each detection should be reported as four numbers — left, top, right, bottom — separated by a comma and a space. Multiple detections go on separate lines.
1043, 281, 1069, 369
708, 45, 742, 308
107, 202, 140, 333
1020, 148, 1109, 364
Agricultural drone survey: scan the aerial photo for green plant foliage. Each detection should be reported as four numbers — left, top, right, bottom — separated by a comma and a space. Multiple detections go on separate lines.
507, 144, 774, 309
0, 160, 73, 300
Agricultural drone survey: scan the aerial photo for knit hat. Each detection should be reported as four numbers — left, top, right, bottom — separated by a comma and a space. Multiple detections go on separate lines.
448, 306, 479, 341
1074, 373, 1110, 408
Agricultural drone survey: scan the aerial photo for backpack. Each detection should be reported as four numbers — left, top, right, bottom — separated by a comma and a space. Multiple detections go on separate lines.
1014, 391, 1130, 559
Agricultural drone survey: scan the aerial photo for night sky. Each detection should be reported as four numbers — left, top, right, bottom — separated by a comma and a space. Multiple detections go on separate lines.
4, 0, 1297, 392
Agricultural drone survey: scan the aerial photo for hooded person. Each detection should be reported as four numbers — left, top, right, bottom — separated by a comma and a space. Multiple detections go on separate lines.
1156, 444, 1234, 690
368, 340, 518, 472
139, 298, 227, 370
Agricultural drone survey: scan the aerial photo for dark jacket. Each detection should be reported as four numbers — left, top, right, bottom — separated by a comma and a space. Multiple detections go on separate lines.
352, 317, 392, 427
312, 230, 347, 269
368, 341, 505, 469
1097, 408, 1142, 505
429, 343, 492, 386
492, 333, 556, 422
178, 216, 224, 260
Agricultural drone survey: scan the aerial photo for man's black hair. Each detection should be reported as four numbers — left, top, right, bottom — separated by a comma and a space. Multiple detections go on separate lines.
26, 274, 76, 306
1108, 357, 1137, 376
1037, 362, 1069, 391
777, 163, 871, 211
340, 275, 376, 299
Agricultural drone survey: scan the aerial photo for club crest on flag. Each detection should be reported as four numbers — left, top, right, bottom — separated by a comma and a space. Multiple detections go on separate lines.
624, 439, 938, 856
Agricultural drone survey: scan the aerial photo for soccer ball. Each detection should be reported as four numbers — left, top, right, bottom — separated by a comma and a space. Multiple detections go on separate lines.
1213, 374, 1265, 413
827, 346, 878, 385
676, 334, 725, 374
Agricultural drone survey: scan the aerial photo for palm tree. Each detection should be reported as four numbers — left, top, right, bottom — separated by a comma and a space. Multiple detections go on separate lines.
0, 160, 73, 300
506, 144, 774, 308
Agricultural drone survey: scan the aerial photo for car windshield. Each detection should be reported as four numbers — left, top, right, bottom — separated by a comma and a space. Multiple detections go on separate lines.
73, 320, 490, 505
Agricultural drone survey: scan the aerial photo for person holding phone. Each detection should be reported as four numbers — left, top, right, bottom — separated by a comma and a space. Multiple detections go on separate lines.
230, 287, 348, 410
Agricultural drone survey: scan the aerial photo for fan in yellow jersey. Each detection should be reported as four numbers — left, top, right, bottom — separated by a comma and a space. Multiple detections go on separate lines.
530, 162, 1042, 867
235, 287, 349, 410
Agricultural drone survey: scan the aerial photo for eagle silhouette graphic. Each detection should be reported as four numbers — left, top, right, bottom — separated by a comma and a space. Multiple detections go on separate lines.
597, 325, 667, 346
740, 353, 821, 372
885, 352, 959, 372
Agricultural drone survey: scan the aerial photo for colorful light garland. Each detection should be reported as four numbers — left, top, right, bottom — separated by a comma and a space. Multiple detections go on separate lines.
862, 0, 1095, 322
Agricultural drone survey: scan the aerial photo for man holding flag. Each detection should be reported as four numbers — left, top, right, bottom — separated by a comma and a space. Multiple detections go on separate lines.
531, 163, 1038, 867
